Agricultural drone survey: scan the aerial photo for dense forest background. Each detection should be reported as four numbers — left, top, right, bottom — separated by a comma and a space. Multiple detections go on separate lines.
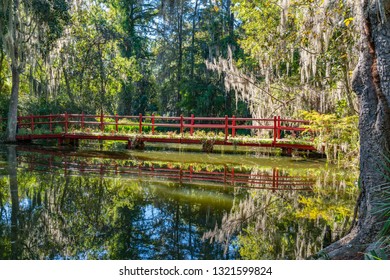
0, 0, 359, 119
0, 0, 361, 162
3, 0, 390, 260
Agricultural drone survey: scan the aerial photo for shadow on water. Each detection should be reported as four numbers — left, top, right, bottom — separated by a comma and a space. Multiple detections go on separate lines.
0, 145, 358, 260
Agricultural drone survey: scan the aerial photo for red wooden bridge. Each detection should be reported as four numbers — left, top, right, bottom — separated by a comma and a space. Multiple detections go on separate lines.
1, 113, 318, 153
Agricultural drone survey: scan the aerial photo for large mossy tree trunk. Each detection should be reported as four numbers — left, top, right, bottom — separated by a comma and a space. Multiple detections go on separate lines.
323, 0, 390, 259
6, 64, 20, 142
4, 0, 21, 143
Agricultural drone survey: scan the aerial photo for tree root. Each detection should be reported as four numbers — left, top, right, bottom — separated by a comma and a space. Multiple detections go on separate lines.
312, 224, 385, 260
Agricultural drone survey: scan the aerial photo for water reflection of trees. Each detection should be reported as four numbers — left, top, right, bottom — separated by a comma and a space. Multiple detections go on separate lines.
0, 147, 357, 260
204, 168, 358, 259
0, 165, 233, 259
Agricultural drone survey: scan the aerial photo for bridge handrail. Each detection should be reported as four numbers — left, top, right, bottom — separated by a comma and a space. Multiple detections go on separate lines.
0, 113, 312, 143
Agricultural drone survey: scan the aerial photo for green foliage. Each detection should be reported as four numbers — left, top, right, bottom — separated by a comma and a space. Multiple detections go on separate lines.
300, 110, 359, 165
1, 0, 359, 166
32, 128, 51, 135
1, 0, 250, 121
296, 195, 353, 227
370, 154, 390, 259
364, 249, 388, 260
30, 0, 70, 52
17, 128, 31, 135
221, 0, 359, 121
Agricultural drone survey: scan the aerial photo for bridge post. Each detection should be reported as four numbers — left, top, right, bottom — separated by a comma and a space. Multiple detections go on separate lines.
273, 116, 277, 144
232, 115, 236, 137
224, 115, 228, 141
65, 112, 68, 134
49, 114, 52, 133
127, 140, 132, 149
151, 114, 155, 134
139, 113, 143, 134
180, 114, 184, 135
190, 114, 194, 136
277, 116, 281, 139
100, 111, 104, 132
115, 114, 118, 132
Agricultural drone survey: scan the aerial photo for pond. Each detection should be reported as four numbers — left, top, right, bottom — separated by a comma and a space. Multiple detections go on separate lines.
0, 144, 358, 260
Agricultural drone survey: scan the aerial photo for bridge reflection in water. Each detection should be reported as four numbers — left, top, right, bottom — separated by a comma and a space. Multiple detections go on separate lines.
16, 147, 315, 192
2, 145, 355, 260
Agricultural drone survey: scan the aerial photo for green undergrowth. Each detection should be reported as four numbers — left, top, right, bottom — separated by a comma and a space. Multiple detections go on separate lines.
16, 126, 313, 147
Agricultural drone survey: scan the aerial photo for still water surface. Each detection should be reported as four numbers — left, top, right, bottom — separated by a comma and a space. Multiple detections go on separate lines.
0, 145, 357, 260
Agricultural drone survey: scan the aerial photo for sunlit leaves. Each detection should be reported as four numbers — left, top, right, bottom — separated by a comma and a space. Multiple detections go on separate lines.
300, 110, 359, 164
223, 0, 359, 120
296, 196, 352, 226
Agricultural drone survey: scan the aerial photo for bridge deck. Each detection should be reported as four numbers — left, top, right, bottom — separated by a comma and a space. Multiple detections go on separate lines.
15, 133, 317, 151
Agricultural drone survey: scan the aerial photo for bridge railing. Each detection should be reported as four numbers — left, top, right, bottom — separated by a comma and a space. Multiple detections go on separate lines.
0, 113, 311, 141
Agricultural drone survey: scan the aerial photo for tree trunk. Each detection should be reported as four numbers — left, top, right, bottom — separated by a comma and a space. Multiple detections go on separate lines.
97, 42, 106, 112
5, 0, 21, 143
190, 0, 199, 80
322, 0, 390, 259
6, 64, 20, 142
342, 63, 357, 115
61, 54, 75, 106
226, 0, 234, 39
176, 1, 184, 115
0, 50, 5, 94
